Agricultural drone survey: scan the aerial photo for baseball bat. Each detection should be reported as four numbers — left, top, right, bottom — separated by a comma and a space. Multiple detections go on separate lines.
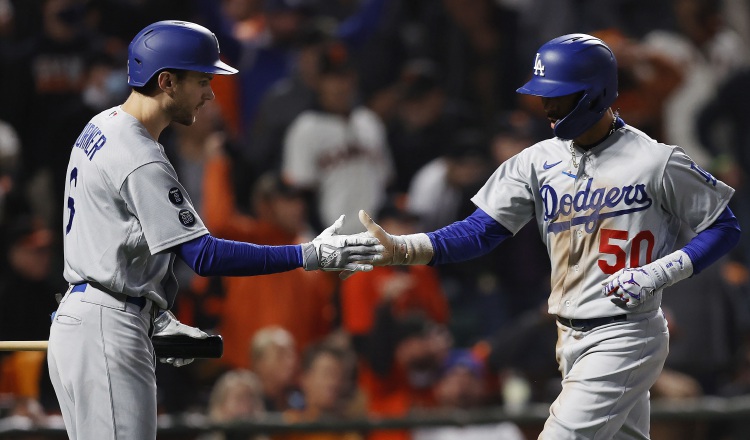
0, 335, 223, 359
0, 340, 49, 351
151, 334, 224, 359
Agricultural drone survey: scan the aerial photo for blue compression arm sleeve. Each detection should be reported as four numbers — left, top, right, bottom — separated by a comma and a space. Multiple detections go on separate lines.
682, 206, 741, 275
174, 234, 303, 277
427, 208, 513, 265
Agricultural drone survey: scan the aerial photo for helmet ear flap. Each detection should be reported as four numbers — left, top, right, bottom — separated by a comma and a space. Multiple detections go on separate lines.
589, 94, 601, 110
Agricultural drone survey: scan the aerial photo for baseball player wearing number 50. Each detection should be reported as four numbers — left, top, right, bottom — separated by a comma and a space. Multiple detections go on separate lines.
48, 21, 382, 440
350, 34, 741, 439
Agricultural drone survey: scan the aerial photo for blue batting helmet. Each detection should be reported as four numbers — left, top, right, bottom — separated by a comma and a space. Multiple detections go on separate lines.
516, 34, 617, 140
127, 20, 238, 87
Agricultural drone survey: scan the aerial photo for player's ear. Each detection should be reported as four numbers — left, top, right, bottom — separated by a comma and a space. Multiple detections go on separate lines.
157, 71, 176, 95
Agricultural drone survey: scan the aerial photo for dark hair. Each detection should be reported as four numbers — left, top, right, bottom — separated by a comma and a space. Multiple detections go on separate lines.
300, 343, 346, 373
131, 69, 189, 96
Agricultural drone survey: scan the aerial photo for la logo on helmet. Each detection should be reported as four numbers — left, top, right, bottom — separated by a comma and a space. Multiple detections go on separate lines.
533, 53, 545, 77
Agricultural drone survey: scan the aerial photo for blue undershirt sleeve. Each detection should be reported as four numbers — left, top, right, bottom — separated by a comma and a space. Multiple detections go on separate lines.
426, 208, 514, 265
682, 206, 741, 275
173, 234, 303, 277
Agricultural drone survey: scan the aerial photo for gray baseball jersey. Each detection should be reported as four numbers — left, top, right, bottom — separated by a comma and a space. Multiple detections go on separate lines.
472, 123, 734, 319
62, 106, 208, 310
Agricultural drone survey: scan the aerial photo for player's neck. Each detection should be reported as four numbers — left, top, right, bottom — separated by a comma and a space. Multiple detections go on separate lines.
121, 92, 171, 140
572, 109, 616, 150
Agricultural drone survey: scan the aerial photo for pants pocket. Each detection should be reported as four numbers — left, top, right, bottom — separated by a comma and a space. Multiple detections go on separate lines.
54, 314, 82, 326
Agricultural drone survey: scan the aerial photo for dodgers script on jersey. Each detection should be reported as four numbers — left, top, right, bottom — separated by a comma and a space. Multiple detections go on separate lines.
62, 106, 208, 310
471, 123, 734, 319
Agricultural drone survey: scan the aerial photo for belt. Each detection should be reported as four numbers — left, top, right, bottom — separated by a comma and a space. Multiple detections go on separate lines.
556, 314, 627, 332
71, 283, 148, 310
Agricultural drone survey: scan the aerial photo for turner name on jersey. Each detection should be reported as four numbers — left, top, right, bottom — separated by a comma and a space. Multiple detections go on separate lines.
73, 122, 107, 161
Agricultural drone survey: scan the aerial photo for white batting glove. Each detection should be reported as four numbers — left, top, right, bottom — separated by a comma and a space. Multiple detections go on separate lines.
152, 310, 208, 367
340, 210, 434, 280
301, 214, 384, 272
602, 250, 693, 309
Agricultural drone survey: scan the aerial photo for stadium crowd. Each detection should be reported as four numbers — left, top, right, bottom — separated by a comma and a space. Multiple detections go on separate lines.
1, 0, 750, 439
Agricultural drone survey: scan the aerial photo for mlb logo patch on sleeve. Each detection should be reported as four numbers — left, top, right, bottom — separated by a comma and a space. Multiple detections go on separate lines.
178, 209, 196, 226
169, 187, 184, 205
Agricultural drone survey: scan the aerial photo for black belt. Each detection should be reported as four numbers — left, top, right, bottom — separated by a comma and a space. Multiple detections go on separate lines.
556, 314, 627, 332
71, 283, 148, 310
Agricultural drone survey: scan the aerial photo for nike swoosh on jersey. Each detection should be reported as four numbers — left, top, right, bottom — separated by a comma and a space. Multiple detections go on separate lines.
562, 171, 577, 178
543, 160, 563, 170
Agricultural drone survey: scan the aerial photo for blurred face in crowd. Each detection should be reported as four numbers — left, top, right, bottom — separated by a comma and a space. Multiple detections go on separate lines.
399, 89, 445, 130
9, 229, 53, 281
318, 72, 356, 116
255, 340, 298, 390
446, 154, 488, 189
43, 0, 81, 41
301, 351, 345, 414
222, 0, 262, 21
396, 324, 452, 372
435, 366, 485, 409
443, 0, 491, 29
674, 0, 720, 45
269, 194, 307, 235
216, 381, 264, 421
267, 9, 304, 45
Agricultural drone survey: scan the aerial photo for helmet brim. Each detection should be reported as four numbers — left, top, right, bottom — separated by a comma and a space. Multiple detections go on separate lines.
516, 77, 586, 98
196, 59, 238, 75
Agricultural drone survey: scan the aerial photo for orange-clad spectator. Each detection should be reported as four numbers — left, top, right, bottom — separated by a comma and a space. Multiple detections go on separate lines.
340, 203, 450, 440
274, 343, 363, 440
341, 260, 448, 338
340, 204, 449, 339
358, 314, 452, 440
201, 153, 336, 369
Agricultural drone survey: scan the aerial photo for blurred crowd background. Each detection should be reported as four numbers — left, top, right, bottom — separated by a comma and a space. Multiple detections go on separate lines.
1, 0, 750, 439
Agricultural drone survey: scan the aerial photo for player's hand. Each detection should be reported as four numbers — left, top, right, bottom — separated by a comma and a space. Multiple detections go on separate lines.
358, 210, 405, 266
301, 214, 384, 272
340, 210, 434, 280
339, 210, 402, 281
601, 250, 693, 309
152, 310, 208, 367
601, 266, 665, 309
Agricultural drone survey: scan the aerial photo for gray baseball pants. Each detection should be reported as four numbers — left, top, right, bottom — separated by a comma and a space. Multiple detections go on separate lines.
540, 308, 669, 439
48, 284, 157, 440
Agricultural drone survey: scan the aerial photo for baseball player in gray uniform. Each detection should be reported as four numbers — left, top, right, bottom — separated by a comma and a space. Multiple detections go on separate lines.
48, 21, 382, 440
351, 34, 741, 439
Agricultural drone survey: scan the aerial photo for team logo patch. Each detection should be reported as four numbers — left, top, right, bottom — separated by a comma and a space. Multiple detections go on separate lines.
178, 209, 196, 227
169, 187, 184, 205
533, 53, 545, 76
